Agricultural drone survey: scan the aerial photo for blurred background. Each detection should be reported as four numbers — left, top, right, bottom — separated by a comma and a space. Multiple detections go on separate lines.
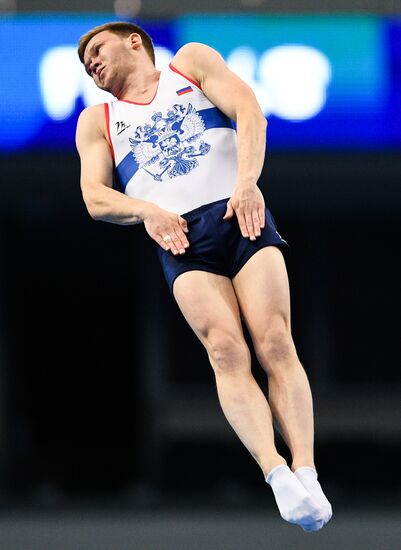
1, 1, 401, 548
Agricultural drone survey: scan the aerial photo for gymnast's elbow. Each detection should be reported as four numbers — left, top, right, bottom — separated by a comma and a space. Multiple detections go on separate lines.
87, 205, 101, 221
82, 191, 102, 221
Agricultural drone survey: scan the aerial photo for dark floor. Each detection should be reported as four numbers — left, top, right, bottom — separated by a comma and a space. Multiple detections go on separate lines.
0, 507, 400, 550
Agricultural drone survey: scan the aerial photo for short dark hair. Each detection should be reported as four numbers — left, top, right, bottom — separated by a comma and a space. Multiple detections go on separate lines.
77, 21, 155, 65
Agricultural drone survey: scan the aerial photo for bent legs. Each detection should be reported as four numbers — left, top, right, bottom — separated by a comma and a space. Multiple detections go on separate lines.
173, 262, 331, 530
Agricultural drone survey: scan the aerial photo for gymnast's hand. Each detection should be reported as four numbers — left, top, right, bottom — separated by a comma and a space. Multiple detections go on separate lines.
143, 203, 189, 255
223, 184, 265, 241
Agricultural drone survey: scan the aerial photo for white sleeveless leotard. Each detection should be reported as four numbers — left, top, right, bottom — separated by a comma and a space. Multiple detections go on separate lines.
105, 63, 238, 215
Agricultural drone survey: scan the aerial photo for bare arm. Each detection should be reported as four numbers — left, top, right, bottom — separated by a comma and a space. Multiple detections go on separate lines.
75, 105, 189, 254
172, 43, 267, 240
76, 105, 149, 225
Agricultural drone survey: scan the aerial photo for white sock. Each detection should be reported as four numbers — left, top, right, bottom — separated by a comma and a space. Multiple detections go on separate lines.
265, 465, 325, 532
294, 467, 333, 524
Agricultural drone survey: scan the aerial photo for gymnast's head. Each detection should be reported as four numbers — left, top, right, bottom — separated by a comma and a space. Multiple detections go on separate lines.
78, 22, 155, 94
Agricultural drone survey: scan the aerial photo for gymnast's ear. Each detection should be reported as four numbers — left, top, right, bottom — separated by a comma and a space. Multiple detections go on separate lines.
128, 33, 142, 50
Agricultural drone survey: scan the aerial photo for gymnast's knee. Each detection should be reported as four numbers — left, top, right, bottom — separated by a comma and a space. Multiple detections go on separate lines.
204, 330, 251, 376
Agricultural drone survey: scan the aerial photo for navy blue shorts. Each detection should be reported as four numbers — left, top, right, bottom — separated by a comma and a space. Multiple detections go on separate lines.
157, 198, 289, 295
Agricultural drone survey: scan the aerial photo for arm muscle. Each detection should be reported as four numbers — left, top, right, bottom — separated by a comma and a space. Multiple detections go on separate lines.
172, 43, 267, 185
76, 105, 150, 225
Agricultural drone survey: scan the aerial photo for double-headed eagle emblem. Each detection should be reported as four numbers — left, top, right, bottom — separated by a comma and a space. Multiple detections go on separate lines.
129, 103, 211, 181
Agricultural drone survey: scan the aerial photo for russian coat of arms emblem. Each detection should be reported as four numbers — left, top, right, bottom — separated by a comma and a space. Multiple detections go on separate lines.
129, 103, 211, 182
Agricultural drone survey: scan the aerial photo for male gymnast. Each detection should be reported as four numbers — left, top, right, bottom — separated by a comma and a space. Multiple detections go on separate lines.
76, 22, 333, 532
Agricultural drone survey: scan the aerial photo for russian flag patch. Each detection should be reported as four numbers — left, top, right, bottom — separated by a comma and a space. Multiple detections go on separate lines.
176, 86, 193, 96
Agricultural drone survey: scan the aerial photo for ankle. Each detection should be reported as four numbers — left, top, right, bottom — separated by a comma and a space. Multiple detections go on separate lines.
262, 456, 288, 478
291, 460, 316, 472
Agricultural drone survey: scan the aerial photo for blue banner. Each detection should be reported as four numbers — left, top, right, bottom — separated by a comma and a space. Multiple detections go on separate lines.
0, 14, 400, 152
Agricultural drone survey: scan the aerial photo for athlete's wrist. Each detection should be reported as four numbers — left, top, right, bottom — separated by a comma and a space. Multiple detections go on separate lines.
235, 177, 259, 189
141, 201, 160, 221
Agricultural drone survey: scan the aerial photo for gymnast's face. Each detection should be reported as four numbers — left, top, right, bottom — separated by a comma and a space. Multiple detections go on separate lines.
83, 30, 141, 94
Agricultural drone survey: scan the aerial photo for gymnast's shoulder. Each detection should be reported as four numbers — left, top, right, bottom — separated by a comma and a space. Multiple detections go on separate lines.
76, 104, 107, 144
